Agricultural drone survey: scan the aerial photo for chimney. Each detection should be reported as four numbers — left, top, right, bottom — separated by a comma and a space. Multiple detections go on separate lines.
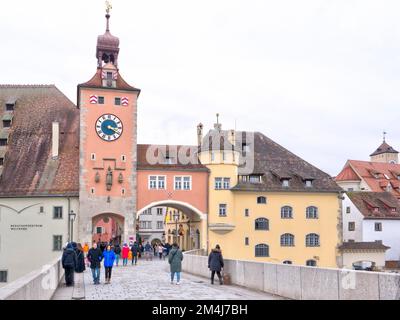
213, 113, 222, 131
228, 129, 236, 146
197, 123, 203, 147
52, 122, 59, 159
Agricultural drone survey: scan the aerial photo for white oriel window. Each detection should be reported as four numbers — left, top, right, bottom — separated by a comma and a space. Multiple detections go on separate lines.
149, 176, 166, 190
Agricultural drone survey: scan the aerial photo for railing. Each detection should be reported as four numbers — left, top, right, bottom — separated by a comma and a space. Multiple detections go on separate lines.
0, 258, 64, 300
182, 252, 400, 300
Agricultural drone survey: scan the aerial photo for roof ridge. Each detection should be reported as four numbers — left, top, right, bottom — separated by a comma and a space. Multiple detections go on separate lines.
0, 84, 56, 88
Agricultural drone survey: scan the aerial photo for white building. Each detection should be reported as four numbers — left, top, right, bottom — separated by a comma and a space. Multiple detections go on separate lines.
138, 207, 166, 244
342, 191, 400, 268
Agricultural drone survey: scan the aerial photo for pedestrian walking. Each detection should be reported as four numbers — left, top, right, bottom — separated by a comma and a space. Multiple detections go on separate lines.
103, 245, 116, 284
87, 242, 103, 285
208, 244, 224, 285
168, 243, 183, 285
75, 243, 86, 274
114, 243, 121, 267
122, 243, 129, 266
62, 243, 77, 287
130, 242, 139, 265
144, 242, 152, 261
158, 244, 164, 260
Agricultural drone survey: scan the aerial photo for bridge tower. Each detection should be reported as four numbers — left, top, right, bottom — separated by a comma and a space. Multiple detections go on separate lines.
77, 8, 140, 245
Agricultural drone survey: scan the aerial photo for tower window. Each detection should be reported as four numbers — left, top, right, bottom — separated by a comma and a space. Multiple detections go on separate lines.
5, 103, 14, 111
91, 153, 96, 161
2, 120, 11, 128
98, 96, 105, 105
121, 155, 126, 162
115, 97, 121, 106
106, 72, 113, 80
245, 237, 249, 246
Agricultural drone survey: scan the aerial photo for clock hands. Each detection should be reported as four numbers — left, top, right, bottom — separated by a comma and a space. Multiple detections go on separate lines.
107, 125, 120, 134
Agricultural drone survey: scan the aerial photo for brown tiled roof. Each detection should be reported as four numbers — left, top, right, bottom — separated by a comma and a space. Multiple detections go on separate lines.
339, 241, 390, 251
137, 144, 209, 171
78, 68, 140, 92
370, 141, 399, 156
229, 131, 342, 193
346, 191, 400, 219
0, 85, 79, 197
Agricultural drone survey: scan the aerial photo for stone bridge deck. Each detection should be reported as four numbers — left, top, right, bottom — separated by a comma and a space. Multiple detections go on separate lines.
52, 259, 282, 300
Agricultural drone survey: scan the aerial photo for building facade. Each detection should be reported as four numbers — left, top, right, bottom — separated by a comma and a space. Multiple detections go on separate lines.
138, 207, 166, 244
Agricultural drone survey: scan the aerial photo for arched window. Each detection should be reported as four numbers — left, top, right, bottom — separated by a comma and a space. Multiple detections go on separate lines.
306, 206, 318, 219
255, 244, 269, 257
306, 233, 320, 247
280, 233, 295, 247
255, 218, 269, 230
257, 196, 267, 204
306, 259, 317, 267
281, 206, 293, 219
283, 260, 292, 265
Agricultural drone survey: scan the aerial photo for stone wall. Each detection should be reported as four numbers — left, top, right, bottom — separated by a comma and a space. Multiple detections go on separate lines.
0, 258, 64, 300
182, 252, 400, 300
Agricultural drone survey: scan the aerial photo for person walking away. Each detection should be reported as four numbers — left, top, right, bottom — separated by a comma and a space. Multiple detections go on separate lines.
162, 245, 168, 260
122, 243, 129, 266
168, 243, 183, 285
87, 242, 103, 285
103, 245, 116, 284
144, 242, 152, 261
158, 244, 164, 260
114, 243, 121, 267
208, 244, 224, 285
62, 243, 77, 287
130, 242, 139, 265
75, 243, 86, 274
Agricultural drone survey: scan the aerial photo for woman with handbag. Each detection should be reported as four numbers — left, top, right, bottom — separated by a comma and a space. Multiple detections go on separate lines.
168, 243, 183, 285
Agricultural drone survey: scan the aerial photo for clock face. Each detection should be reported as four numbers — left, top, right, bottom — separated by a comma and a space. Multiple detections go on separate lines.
95, 114, 123, 141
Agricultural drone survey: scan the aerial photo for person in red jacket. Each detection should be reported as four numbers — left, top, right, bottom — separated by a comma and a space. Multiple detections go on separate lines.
122, 243, 130, 266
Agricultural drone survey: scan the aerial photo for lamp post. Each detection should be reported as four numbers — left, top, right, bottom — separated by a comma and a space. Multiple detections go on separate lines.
173, 210, 179, 245
69, 210, 77, 242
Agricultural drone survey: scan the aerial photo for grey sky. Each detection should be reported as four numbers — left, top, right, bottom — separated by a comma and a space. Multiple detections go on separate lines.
1, 0, 400, 176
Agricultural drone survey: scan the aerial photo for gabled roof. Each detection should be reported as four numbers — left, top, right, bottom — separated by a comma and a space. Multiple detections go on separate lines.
339, 241, 390, 251
347, 192, 400, 219
335, 165, 361, 181
370, 141, 399, 156
0, 85, 79, 197
137, 144, 209, 171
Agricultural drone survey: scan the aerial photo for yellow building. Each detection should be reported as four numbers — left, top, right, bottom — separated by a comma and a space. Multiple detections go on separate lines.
198, 123, 343, 268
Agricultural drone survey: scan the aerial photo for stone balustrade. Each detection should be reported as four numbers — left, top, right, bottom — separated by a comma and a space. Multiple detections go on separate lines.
182, 251, 400, 300
0, 258, 64, 300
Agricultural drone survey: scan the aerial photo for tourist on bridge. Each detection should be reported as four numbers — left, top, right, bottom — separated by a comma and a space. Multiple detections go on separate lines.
87, 242, 103, 285
75, 243, 86, 274
114, 243, 121, 267
122, 243, 129, 266
103, 245, 116, 284
61, 243, 77, 287
168, 243, 183, 285
208, 244, 224, 285
144, 241, 153, 261
130, 242, 139, 265
157, 243, 165, 260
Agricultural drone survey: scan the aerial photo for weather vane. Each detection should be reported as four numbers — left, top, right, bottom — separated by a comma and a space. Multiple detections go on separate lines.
383, 130, 387, 142
105, 0, 112, 14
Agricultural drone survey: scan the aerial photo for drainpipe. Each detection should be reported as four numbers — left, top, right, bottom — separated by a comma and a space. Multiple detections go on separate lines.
67, 197, 71, 242
206, 170, 210, 255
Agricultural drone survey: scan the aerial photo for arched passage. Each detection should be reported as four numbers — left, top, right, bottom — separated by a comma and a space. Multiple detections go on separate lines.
92, 212, 124, 245
136, 200, 207, 252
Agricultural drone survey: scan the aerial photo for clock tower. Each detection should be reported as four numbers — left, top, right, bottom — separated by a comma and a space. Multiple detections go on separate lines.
77, 10, 140, 245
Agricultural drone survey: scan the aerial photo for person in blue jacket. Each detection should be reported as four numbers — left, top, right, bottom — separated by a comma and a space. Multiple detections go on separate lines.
103, 245, 116, 284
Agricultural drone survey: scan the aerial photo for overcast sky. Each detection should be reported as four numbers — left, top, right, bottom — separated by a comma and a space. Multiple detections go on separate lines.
1, 0, 400, 176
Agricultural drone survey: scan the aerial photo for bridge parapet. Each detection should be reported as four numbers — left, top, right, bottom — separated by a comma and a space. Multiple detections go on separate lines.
0, 258, 64, 300
182, 252, 400, 300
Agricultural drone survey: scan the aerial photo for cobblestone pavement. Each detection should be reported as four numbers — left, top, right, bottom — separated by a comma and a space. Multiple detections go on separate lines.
53, 259, 282, 300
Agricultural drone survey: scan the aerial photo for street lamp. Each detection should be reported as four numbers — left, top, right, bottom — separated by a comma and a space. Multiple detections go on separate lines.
173, 210, 180, 245
69, 210, 77, 242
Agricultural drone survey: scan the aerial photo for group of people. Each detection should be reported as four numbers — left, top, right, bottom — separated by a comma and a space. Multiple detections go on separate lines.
62, 239, 224, 287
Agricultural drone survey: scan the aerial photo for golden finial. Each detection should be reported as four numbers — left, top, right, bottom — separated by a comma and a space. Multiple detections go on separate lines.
105, 0, 112, 15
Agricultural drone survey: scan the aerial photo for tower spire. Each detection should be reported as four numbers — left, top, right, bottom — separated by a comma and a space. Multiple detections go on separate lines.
105, 1, 112, 31
383, 130, 387, 142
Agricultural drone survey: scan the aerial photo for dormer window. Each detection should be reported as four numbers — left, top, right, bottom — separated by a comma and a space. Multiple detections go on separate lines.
249, 175, 262, 183
373, 207, 379, 213
5, 103, 14, 111
2, 120, 11, 128
0, 139, 7, 146
106, 72, 113, 80
282, 179, 290, 187
391, 207, 397, 212
305, 180, 313, 188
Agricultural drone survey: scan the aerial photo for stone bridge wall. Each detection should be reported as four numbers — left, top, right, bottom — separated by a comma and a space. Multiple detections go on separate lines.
182, 252, 400, 300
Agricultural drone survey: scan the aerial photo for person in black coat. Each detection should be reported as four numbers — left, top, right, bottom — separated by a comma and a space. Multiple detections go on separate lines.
208, 244, 224, 285
62, 243, 77, 287
74, 243, 86, 273
87, 243, 103, 285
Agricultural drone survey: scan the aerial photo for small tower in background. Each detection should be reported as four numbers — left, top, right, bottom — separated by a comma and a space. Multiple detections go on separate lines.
370, 132, 399, 164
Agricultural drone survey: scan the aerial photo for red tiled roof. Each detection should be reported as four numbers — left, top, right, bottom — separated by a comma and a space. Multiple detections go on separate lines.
0, 85, 79, 197
347, 192, 400, 219
335, 165, 361, 181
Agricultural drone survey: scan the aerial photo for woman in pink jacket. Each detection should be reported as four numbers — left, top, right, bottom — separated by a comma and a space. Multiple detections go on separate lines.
122, 243, 129, 266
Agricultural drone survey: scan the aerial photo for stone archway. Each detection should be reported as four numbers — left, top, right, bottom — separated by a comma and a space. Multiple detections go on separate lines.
92, 212, 125, 245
